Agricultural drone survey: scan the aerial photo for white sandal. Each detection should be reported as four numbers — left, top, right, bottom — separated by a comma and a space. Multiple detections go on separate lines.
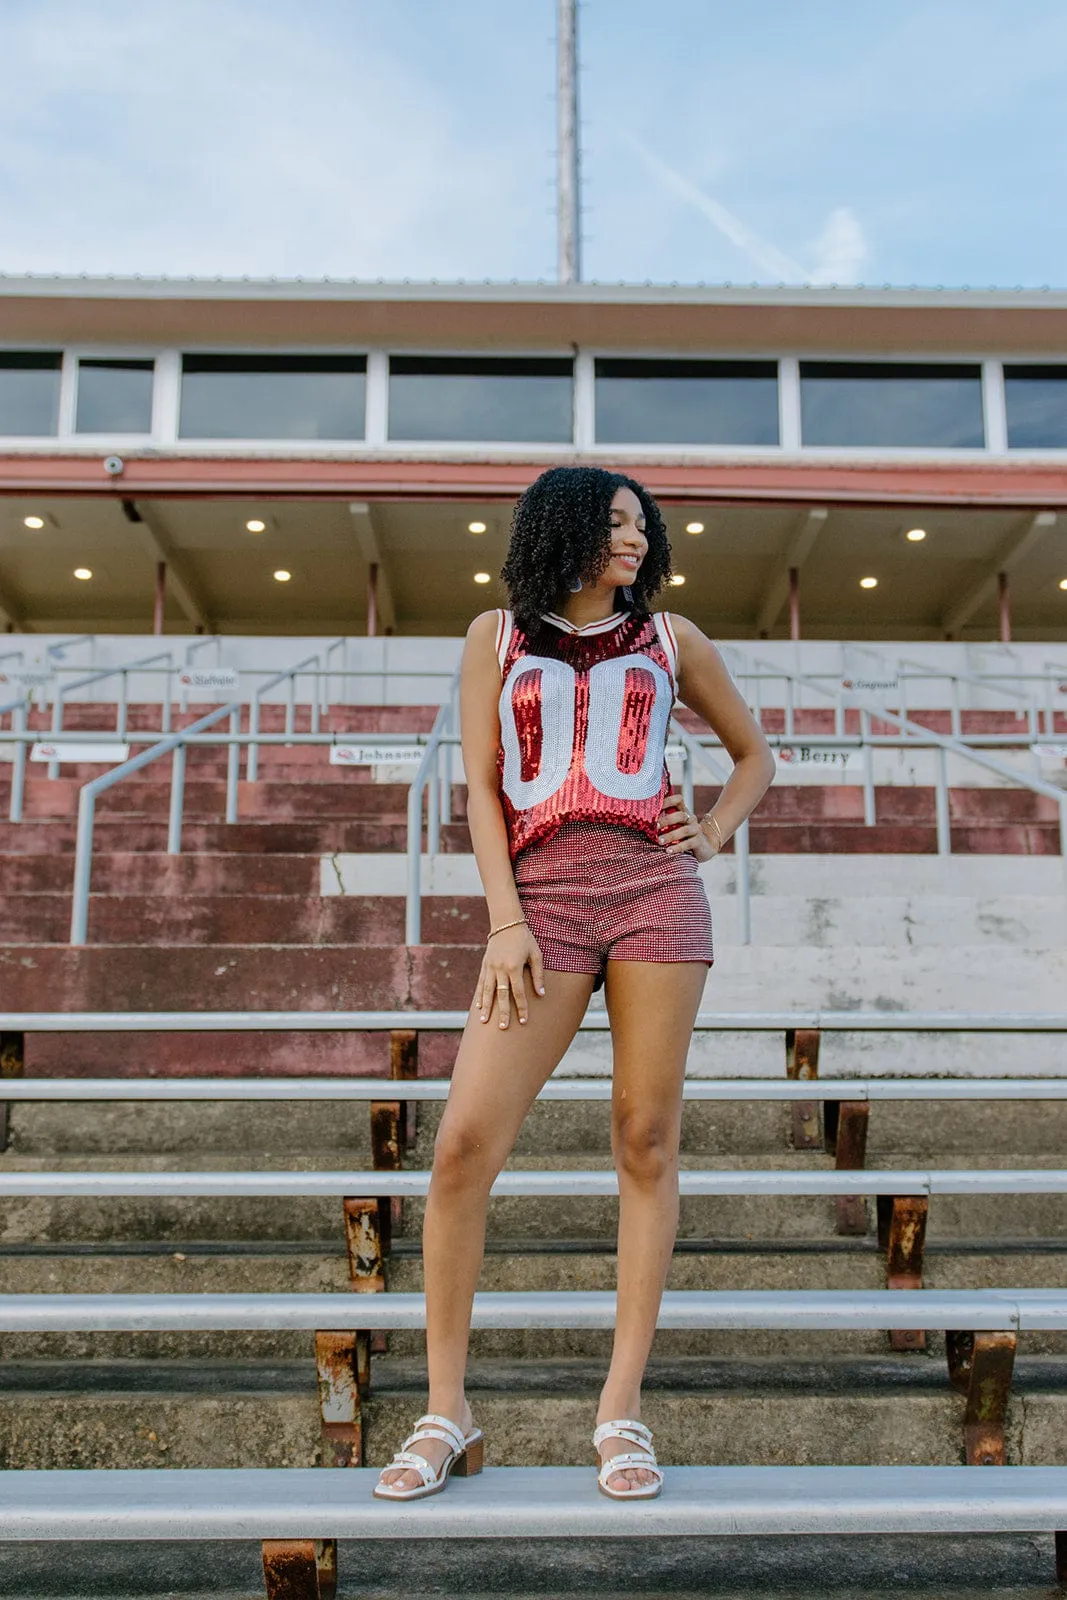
373, 1412, 484, 1502
593, 1418, 663, 1501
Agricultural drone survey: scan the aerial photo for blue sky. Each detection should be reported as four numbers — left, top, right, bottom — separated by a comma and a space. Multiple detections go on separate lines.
2, 0, 1065, 287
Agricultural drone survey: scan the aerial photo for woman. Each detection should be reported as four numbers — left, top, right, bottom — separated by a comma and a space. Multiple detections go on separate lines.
376, 465, 774, 1502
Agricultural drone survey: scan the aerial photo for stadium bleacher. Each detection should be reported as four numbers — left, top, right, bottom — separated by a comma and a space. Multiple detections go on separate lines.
1, 647, 1066, 1596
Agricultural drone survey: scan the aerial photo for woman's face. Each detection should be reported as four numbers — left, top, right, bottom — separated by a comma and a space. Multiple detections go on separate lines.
600, 485, 648, 592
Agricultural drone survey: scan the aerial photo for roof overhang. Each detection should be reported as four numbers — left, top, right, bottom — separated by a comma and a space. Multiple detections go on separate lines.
4, 276, 1067, 353
2, 451, 1067, 508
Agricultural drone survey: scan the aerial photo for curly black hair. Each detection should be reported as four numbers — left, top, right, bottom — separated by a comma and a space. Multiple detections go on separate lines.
500, 465, 672, 626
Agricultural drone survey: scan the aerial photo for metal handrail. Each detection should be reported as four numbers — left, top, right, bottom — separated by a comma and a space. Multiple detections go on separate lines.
47, 650, 174, 779
405, 668, 462, 944
670, 717, 752, 945
743, 651, 1067, 857
4, 1072, 1067, 1099
245, 641, 344, 781
4, 1008, 1067, 1032
68, 660, 321, 944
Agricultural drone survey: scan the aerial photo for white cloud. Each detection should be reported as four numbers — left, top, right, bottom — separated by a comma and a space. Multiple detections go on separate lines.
808, 207, 870, 286
613, 127, 803, 281
0, 0, 544, 279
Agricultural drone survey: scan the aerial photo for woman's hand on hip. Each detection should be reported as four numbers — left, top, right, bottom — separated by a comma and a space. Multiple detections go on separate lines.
657, 791, 720, 864
476, 925, 546, 1029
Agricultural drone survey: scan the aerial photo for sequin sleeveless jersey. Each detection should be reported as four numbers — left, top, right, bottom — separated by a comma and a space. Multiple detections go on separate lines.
496, 609, 679, 860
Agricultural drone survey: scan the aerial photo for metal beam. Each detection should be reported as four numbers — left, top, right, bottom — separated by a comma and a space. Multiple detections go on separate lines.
755, 507, 828, 634
123, 500, 213, 632
940, 511, 1056, 636
557, 0, 581, 284
348, 502, 397, 633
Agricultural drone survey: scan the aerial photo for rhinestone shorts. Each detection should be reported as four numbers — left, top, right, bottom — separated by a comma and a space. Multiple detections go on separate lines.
513, 820, 714, 988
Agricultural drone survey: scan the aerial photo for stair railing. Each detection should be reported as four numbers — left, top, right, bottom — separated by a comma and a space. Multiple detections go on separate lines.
734, 651, 1067, 859
68, 661, 320, 945
405, 668, 462, 946
245, 642, 344, 782
671, 717, 752, 945
46, 651, 175, 779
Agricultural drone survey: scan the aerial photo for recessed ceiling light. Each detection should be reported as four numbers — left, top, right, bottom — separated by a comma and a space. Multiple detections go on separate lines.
669, 574, 686, 586
685, 521, 704, 535
246, 518, 266, 533
273, 569, 291, 583
73, 567, 93, 581
468, 520, 487, 534
23, 515, 45, 530
905, 528, 927, 542
473, 571, 491, 584
859, 576, 878, 589
1059, 578, 1067, 591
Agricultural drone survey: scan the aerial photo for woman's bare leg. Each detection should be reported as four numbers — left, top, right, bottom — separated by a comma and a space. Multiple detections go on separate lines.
597, 960, 707, 1490
379, 970, 595, 1489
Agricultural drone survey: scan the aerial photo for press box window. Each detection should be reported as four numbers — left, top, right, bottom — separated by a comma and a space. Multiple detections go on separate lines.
76, 359, 155, 433
800, 361, 985, 449
179, 355, 367, 440
595, 359, 779, 445
0, 352, 61, 436
388, 356, 573, 443
1004, 366, 1067, 449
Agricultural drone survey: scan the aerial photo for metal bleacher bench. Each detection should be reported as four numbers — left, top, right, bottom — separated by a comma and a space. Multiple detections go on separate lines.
1, 1464, 1065, 1597
3, 1011, 1067, 1596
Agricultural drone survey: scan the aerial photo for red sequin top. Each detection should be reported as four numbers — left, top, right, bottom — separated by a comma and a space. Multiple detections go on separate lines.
495, 607, 679, 860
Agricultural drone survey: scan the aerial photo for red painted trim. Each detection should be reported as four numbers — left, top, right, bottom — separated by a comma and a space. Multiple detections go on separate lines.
2, 453, 1067, 507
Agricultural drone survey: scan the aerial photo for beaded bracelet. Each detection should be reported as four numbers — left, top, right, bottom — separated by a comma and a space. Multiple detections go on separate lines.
488, 916, 527, 939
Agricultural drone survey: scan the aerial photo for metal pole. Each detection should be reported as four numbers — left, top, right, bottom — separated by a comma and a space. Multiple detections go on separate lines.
153, 561, 166, 637
935, 746, 951, 856
248, 698, 260, 783
406, 775, 423, 946
998, 571, 1011, 644
9, 702, 26, 822
557, 0, 581, 284
860, 709, 876, 826
225, 708, 240, 824
734, 819, 752, 946
788, 567, 800, 640
70, 790, 96, 945
47, 687, 62, 781
427, 743, 441, 856
168, 743, 186, 854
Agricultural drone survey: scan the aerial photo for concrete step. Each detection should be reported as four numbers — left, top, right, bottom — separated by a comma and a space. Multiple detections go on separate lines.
0, 893, 487, 946
0, 819, 447, 855
22, 705, 440, 734
5, 938, 1067, 1015
10, 1095, 1067, 1161
0, 851, 322, 896
4, 1537, 1060, 1600
0, 779, 416, 822
4, 1152, 1067, 1243
4, 1354, 1066, 1472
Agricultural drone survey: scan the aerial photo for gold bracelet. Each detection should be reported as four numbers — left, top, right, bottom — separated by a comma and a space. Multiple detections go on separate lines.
701, 812, 724, 854
488, 916, 527, 939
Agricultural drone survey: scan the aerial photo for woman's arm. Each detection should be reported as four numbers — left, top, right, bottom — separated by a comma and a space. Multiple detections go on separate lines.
460, 612, 545, 1026
660, 614, 776, 858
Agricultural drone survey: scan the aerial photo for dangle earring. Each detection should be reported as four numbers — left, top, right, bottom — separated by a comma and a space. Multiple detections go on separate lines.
568, 575, 583, 593
622, 585, 634, 605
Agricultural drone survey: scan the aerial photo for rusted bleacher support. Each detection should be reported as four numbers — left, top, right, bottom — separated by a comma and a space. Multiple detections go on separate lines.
0, 1030, 23, 1154
946, 1329, 1019, 1465
262, 1536, 335, 1600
